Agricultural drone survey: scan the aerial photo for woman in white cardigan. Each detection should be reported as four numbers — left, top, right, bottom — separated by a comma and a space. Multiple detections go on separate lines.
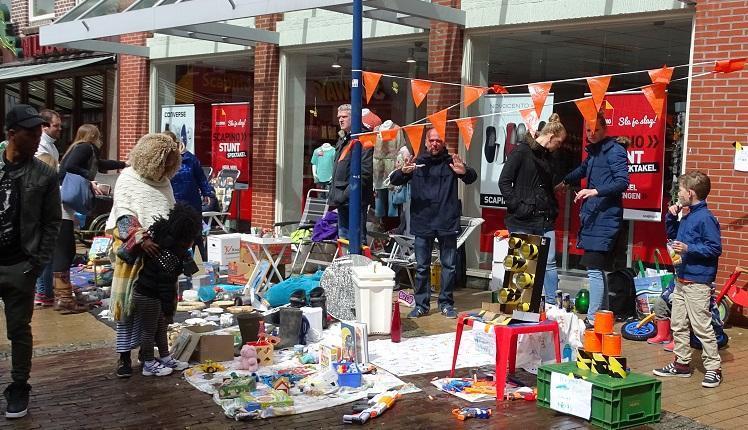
106, 133, 182, 378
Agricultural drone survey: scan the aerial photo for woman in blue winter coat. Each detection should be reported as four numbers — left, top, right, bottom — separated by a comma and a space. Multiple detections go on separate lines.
560, 111, 629, 327
165, 131, 215, 260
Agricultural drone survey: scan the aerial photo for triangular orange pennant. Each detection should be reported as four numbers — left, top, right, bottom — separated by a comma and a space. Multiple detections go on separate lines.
489, 84, 508, 94
379, 127, 399, 142
362, 72, 382, 104
427, 108, 448, 143
519, 108, 541, 135
714, 58, 747, 73
358, 133, 377, 149
586, 76, 611, 111
463, 86, 486, 108
575, 97, 599, 127
648, 65, 673, 85
641, 83, 667, 118
411, 79, 431, 108
528, 82, 552, 117
455, 117, 478, 151
403, 125, 425, 158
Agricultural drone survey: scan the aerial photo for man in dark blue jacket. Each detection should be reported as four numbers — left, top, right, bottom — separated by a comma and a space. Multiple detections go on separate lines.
654, 171, 722, 388
390, 128, 477, 319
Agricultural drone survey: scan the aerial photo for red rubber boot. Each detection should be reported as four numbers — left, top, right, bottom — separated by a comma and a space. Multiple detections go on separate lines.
647, 319, 673, 344
663, 339, 674, 352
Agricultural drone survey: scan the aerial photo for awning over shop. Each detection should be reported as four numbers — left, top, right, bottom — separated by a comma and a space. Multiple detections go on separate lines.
39, 0, 465, 57
0, 56, 114, 83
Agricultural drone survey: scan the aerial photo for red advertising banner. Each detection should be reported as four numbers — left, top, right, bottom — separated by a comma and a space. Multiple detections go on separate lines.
585, 92, 667, 222
212, 102, 251, 221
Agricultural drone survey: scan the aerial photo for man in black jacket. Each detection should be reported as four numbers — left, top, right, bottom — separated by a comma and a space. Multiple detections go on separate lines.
0, 105, 61, 419
390, 128, 477, 318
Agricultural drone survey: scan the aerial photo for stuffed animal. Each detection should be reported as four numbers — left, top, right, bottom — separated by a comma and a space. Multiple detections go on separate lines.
235, 344, 259, 371
297, 368, 339, 396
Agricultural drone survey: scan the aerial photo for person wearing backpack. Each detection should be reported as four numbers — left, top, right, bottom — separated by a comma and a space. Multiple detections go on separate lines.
558, 111, 629, 328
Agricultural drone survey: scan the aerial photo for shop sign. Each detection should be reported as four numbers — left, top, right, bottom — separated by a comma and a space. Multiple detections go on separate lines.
194, 67, 251, 95
478, 94, 555, 208
21, 34, 69, 58
585, 93, 666, 222
0, 5, 22, 60
310, 80, 386, 104
161, 104, 196, 153
212, 102, 250, 181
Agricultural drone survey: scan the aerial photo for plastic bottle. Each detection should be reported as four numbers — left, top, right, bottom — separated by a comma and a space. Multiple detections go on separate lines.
562, 343, 572, 362
390, 301, 401, 343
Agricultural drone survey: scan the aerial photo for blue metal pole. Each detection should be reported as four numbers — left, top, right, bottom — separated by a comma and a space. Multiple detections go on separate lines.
349, 0, 363, 255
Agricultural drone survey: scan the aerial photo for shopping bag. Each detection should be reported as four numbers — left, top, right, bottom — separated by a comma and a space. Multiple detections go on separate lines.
60, 172, 94, 214
634, 249, 674, 315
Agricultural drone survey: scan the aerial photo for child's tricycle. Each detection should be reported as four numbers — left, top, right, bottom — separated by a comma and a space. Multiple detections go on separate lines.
715, 267, 747, 324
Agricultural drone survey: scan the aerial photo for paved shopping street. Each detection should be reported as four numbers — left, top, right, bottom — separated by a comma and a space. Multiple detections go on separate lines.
2, 288, 747, 429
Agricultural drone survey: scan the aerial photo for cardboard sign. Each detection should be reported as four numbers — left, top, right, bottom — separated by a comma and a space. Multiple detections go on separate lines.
550, 371, 592, 420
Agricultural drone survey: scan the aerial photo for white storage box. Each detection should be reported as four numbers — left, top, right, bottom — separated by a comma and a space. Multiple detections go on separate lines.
351, 262, 395, 335
207, 233, 241, 265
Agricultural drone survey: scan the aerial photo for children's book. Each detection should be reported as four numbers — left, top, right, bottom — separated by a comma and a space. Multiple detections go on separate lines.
340, 321, 369, 364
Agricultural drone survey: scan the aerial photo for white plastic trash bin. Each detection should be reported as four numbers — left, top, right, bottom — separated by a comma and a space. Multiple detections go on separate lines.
351, 262, 395, 335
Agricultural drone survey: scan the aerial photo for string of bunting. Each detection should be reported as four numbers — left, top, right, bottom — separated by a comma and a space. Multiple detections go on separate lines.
350, 57, 745, 152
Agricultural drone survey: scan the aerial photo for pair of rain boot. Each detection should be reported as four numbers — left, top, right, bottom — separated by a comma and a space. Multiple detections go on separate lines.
648, 318, 674, 351
289, 287, 328, 328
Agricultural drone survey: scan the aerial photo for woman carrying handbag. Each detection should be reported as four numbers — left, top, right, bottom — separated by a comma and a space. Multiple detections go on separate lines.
54, 124, 126, 313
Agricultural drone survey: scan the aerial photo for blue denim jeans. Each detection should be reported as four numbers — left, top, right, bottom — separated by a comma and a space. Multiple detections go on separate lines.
35, 262, 53, 298
509, 229, 558, 304
337, 205, 367, 245
587, 269, 609, 321
414, 234, 457, 312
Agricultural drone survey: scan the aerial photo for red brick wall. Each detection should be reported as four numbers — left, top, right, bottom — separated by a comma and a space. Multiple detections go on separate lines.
251, 14, 282, 228
688, 0, 748, 284
427, 0, 463, 153
117, 32, 150, 160
54, 0, 77, 17
10, 0, 30, 35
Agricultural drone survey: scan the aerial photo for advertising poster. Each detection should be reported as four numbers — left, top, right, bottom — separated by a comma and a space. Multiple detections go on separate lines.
160, 104, 195, 153
586, 93, 667, 222
211, 102, 251, 221
479, 94, 555, 208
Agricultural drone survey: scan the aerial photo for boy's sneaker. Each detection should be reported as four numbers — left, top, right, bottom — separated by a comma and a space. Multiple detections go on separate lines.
3, 382, 31, 419
116, 359, 132, 378
142, 360, 173, 377
702, 369, 722, 388
34, 294, 53, 308
653, 361, 692, 378
158, 355, 189, 371
408, 308, 427, 319
441, 306, 458, 319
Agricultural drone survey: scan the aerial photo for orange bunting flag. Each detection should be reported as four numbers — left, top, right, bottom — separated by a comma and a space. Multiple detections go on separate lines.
648, 65, 674, 85
519, 108, 541, 135
411, 79, 432, 108
463, 86, 486, 108
358, 133, 377, 149
489, 84, 509, 94
586, 75, 611, 111
362, 72, 382, 104
427, 108, 449, 143
575, 97, 599, 127
714, 58, 747, 73
528, 82, 552, 117
642, 83, 667, 118
379, 127, 399, 142
455, 118, 478, 151
403, 125, 425, 158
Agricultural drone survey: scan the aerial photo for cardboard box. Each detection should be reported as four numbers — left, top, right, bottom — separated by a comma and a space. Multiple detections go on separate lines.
207, 233, 242, 265
172, 325, 235, 363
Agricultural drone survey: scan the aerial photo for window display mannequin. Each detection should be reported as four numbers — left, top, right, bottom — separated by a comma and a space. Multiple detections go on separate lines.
311, 142, 335, 189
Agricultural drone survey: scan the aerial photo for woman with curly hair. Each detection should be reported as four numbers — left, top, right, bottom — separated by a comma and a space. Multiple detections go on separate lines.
105, 133, 182, 378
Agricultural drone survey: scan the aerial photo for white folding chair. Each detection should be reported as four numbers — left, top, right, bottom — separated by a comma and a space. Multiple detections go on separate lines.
202, 168, 240, 233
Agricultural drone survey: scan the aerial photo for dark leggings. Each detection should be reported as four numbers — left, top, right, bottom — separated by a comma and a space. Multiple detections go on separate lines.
53, 220, 76, 273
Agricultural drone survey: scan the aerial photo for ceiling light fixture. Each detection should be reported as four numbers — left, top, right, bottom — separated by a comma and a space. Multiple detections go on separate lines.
331, 55, 341, 69
405, 48, 416, 63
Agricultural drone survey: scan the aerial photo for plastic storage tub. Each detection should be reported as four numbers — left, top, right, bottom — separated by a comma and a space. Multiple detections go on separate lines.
537, 362, 661, 430
351, 262, 395, 334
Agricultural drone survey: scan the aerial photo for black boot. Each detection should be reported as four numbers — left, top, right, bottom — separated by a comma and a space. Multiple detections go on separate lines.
278, 308, 303, 349
117, 352, 132, 378
237, 312, 263, 344
4, 382, 31, 419
289, 289, 307, 308
309, 287, 329, 329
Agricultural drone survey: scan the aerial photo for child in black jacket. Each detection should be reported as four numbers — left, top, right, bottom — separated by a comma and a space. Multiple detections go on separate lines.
133, 204, 200, 376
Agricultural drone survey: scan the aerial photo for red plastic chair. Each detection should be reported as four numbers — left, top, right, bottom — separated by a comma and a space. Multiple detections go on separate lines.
449, 312, 561, 403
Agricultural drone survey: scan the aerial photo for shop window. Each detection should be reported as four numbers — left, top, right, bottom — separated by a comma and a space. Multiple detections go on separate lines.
29, 0, 55, 21
53, 77, 74, 151
27, 80, 46, 110
4, 82, 19, 111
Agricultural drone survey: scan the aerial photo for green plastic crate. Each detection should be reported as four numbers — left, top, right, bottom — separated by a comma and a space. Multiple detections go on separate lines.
537, 362, 661, 430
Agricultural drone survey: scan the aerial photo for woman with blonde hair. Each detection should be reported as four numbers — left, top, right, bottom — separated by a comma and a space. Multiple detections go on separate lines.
51, 124, 126, 313
106, 133, 182, 377
499, 113, 567, 304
